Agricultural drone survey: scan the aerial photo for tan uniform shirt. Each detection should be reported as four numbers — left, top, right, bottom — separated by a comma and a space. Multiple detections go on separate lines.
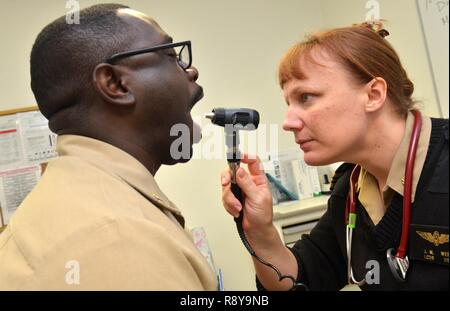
0, 135, 217, 290
357, 112, 432, 225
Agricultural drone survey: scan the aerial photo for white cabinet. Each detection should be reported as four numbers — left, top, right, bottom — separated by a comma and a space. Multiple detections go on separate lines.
273, 196, 329, 245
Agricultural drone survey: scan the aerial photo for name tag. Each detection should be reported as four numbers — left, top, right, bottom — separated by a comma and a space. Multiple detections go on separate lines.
409, 224, 449, 266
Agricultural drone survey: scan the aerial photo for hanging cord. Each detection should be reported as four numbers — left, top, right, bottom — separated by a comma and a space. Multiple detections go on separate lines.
231, 182, 309, 291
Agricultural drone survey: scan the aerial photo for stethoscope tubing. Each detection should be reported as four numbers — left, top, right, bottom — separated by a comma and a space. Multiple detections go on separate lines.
397, 110, 422, 259
346, 110, 422, 284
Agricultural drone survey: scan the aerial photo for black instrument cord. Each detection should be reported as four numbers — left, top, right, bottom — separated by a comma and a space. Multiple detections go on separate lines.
230, 182, 309, 291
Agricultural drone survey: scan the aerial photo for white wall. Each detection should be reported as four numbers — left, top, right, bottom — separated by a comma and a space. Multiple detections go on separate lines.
0, 0, 445, 290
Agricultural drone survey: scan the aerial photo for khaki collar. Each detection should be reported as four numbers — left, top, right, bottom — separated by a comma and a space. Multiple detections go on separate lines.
356, 168, 386, 225
55, 135, 184, 225
384, 111, 431, 201
357, 112, 431, 224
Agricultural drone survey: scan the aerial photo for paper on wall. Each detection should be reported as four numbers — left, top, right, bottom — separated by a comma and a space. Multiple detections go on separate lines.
0, 165, 41, 225
191, 226, 217, 274
17, 111, 57, 165
0, 114, 24, 170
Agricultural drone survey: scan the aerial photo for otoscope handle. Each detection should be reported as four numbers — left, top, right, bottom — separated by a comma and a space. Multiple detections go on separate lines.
231, 182, 244, 205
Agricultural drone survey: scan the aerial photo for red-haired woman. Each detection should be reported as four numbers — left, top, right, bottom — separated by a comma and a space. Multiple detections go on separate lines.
221, 22, 448, 291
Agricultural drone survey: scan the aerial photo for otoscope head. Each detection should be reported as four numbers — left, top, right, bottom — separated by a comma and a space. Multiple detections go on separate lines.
205, 108, 259, 130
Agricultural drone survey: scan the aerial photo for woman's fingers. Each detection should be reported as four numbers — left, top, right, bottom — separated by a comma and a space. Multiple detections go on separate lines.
240, 154, 264, 176
221, 170, 242, 218
220, 155, 270, 217
241, 154, 268, 187
221, 170, 231, 187
235, 167, 260, 201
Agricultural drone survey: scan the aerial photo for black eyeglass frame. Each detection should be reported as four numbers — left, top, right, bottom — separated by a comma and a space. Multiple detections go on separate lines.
105, 40, 192, 70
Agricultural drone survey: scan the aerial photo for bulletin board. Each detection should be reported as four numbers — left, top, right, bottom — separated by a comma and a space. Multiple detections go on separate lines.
0, 106, 57, 232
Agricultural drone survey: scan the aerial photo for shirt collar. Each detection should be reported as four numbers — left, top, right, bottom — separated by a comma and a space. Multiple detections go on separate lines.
55, 135, 184, 224
356, 168, 386, 225
385, 111, 431, 201
356, 111, 431, 224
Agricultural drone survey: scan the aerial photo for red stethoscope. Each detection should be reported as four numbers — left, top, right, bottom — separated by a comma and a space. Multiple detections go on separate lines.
345, 110, 422, 285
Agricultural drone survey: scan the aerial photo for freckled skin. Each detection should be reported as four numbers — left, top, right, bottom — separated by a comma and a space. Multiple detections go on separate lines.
282, 48, 370, 166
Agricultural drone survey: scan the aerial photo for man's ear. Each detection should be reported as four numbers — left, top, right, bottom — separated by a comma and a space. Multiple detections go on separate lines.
92, 63, 135, 106
364, 77, 387, 112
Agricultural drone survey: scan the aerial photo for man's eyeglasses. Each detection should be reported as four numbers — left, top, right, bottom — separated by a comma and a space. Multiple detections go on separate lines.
105, 41, 192, 70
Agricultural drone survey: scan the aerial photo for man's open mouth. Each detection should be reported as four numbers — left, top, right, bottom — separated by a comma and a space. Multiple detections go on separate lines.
190, 86, 204, 110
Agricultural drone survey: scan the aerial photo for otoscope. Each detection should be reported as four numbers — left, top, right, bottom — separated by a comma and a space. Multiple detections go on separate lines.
205, 108, 307, 290
205, 108, 260, 254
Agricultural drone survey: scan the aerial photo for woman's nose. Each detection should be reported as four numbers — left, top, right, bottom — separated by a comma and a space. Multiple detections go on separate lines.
186, 66, 199, 82
283, 109, 304, 132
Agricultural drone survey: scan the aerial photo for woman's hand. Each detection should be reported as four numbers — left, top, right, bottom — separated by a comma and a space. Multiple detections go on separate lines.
221, 154, 274, 239
221, 154, 299, 290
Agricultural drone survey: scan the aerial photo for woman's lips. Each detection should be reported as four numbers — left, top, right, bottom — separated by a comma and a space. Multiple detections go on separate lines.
296, 139, 314, 150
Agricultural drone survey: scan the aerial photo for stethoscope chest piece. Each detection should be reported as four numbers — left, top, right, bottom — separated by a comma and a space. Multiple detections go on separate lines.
386, 248, 409, 282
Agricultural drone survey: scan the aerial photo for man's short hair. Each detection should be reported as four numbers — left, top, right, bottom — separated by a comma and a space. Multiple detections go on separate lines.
30, 3, 132, 119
